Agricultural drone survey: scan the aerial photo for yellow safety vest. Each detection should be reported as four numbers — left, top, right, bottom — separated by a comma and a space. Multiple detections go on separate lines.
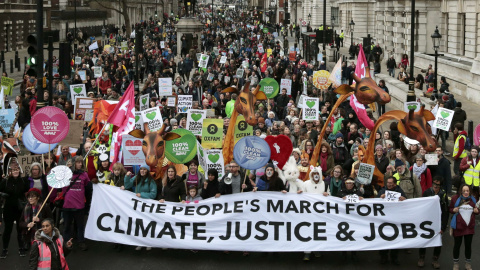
340, 32, 344, 38
371, 44, 374, 50
453, 134, 468, 159
319, 26, 323, 30
464, 160, 480, 187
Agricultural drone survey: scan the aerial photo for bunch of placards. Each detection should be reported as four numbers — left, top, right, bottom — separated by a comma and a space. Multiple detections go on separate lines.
186, 109, 206, 136
177, 95, 193, 113
302, 97, 319, 121
158, 77, 173, 96
141, 107, 163, 132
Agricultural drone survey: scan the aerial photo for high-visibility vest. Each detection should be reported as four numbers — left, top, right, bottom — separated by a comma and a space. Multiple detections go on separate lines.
371, 44, 374, 50
339, 32, 344, 38
319, 26, 323, 30
35, 235, 69, 270
463, 159, 480, 187
453, 134, 468, 159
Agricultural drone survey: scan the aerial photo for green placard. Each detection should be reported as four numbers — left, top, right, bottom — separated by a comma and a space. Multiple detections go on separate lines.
164, 129, 197, 164
259, 78, 279, 99
201, 118, 223, 149
234, 114, 253, 144
1, 77, 14, 96
263, 28, 269, 34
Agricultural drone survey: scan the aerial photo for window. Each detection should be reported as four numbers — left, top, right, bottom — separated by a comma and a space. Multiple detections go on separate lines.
331, 7, 339, 26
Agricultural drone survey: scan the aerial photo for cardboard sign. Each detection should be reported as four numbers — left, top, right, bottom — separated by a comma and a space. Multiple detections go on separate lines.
59, 120, 84, 146
280, 79, 292, 96
205, 149, 225, 179
302, 97, 319, 121
141, 107, 163, 132
357, 163, 375, 185
404, 101, 421, 113
122, 134, 146, 165
385, 191, 401, 202
220, 56, 227, 64
433, 107, 454, 131
18, 155, 43, 176
1, 77, 14, 95
186, 109, 206, 136
139, 94, 150, 111
158, 77, 173, 96
177, 95, 193, 113
74, 97, 96, 121
167, 96, 176, 107
70, 84, 87, 104
202, 118, 223, 149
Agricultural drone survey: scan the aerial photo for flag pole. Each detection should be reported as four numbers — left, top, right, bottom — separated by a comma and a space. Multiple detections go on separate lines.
83, 122, 108, 160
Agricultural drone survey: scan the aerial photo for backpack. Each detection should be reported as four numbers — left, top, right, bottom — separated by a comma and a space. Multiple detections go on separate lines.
464, 137, 472, 151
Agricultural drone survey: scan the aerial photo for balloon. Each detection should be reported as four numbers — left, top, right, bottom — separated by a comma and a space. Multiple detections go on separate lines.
23, 124, 58, 154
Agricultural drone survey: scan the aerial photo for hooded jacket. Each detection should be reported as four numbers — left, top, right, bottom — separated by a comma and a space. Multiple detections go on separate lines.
29, 228, 71, 270
451, 107, 467, 129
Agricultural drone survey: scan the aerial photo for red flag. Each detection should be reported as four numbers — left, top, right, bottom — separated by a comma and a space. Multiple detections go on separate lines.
107, 81, 135, 127
260, 53, 267, 73
350, 45, 375, 130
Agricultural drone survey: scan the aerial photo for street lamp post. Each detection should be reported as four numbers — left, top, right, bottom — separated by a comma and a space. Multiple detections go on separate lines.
431, 26, 442, 92
331, 16, 335, 48
349, 19, 355, 59
407, 1, 416, 102
308, 13, 311, 26
322, 0, 326, 60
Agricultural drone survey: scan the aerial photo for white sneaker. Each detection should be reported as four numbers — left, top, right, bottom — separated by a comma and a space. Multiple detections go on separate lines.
135, 246, 142, 251
146, 247, 152, 251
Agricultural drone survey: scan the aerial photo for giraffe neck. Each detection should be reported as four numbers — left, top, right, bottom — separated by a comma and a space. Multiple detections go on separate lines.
223, 109, 239, 165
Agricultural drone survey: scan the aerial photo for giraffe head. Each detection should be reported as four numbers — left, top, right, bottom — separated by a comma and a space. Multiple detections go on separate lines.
397, 105, 437, 152
222, 82, 267, 126
334, 68, 391, 105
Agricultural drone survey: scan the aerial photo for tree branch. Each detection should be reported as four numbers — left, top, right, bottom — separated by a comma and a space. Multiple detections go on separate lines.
93, 0, 124, 15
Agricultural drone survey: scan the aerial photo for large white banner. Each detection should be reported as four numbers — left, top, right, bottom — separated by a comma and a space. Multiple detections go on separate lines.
86, 185, 442, 251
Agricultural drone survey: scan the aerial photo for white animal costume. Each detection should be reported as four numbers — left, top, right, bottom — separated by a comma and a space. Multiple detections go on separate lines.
303, 165, 327, 194
277, 156, 304, 193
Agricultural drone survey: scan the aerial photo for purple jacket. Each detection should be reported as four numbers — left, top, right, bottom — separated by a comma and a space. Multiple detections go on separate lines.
62, 172, 90, 209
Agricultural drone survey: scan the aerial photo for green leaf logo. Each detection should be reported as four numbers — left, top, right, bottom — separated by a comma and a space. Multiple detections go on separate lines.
441, 111, 450, 118
191, 113, 202, 122
142, 98, 148, 105
146, 111, 156, 120
407, 105, 417, 111
306, 100, 316, 108
208, 154, 220, 163
73, 87, 83, 94
135, 116, 140, 122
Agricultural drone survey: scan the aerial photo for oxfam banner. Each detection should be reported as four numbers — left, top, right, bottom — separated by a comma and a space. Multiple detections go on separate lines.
86, 185, 442, 252
259, 78, 279, 99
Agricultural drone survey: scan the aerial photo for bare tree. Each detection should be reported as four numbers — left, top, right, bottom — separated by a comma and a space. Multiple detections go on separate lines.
93, 0, 132, 35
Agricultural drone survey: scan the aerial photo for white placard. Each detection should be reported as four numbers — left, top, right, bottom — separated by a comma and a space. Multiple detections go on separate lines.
158, 77, 173, 96
236, 68, 244, 78
122, 134, 146, 166
280, 79, 292, 95
46, 166, 73, 188
459, 204, 473, 226
69, 84, 87, 104
205, 149, 225, 179
242, 60, 249, 69
258, 44, 264, 53
207, 73, 214, 81
224, 76, 231, 84
139, 94, 150, 111
344, 194, 359, 203
357, 163, 375, 185
134, 111, 144, 131
433, 107, 454, 132
160, 41, 165, 49
220, 56, 227, 64
302, 97, 319, 121
75, 57, 82, 65
177, 95, 193, 113
167, 96, 176, 107
199, 54, 209, 69
86, 185, 442, 251
93, 66, 102, 78
197, 143, 207, 172
385, 191, 401, 202
186, 109, 206, 136
297, 95, 306, 109
425, 154, 438, 166
89, 41, 99, 51
141, 107, 163, 132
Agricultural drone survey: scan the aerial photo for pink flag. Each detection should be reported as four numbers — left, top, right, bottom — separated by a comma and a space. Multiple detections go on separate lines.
107, 81, 135, 127
350, 45, 375, 130
108, 82, 136, 168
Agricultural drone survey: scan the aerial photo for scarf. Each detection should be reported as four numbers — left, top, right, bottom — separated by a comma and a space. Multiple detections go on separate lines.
330, 177, 342, 196
450, 195, 477, 230
320, 152, 328, 173
41, 230, 58, 255
412, 163, 427, 179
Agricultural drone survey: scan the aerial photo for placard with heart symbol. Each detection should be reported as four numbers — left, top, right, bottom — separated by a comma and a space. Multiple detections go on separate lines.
125, 139, 142, 156
165, 128, 198, 164
134, 111, 144, 131
306, 100, 316, 108
186, 109, 206, 136
264, 135, 293, 169
30, 106, 70, 144
208, 154, 220, 163
204, 149, 225, 178
139, 94, 149, 111
259, 78, 279, 99
433, 107, 454, 132
302, 97, 319, 121
141, 107, 163, 132
121, 134, 146, 165
403, 102, 421, 113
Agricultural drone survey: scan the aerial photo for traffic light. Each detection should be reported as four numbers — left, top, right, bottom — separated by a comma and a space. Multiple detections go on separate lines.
26, 34, 38, 77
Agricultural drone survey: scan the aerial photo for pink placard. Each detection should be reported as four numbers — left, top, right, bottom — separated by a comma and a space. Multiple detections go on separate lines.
474, 123, 480, 146
30, 106, 70, 144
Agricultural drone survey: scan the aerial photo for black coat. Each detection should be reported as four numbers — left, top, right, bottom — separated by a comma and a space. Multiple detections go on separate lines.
201, 179, 220, 199
422, 187, 449, 231
375, 155, 390, 174
156, 176, 186, 202
0, 176, 29, 209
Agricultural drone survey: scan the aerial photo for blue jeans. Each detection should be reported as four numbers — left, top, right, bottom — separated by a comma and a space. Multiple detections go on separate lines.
388, 68, 395, 78
63, 208, 86, 243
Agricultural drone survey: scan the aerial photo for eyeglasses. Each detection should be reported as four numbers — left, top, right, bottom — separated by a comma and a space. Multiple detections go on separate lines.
334, 171, 341, 174
432, 183, 441, 187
